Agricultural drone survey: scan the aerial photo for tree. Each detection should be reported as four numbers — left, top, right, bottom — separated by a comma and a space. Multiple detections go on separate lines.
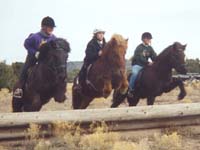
186, 58, 200, 73
0, 61, 16, 90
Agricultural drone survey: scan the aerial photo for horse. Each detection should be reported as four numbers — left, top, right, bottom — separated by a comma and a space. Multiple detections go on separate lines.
111, 42, 187, 107
12, 38, 71, 112
72, 34, 129, 109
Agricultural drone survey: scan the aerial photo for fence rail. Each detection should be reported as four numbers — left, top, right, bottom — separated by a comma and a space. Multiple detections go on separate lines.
0, 103, 200, 141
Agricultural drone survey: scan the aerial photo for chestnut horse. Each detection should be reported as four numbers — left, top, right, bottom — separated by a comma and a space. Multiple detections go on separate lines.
12, 38, 70, 112
111, 42, 187, 107
72, 34, 128, 109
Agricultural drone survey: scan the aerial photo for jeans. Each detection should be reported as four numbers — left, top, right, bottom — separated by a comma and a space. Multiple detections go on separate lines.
129, 65, 143, 90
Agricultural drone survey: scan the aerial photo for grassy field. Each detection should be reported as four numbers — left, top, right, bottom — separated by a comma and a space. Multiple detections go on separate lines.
0, 81, 200, 150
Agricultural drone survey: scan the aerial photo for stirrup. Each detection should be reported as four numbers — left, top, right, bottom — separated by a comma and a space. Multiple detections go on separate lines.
127, 89, 134, 98
13, 88, 23, 98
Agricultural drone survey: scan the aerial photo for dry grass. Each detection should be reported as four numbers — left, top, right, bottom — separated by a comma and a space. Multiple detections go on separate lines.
0, 146, 7, 150
21, 122, 193, 150
32, 122, 151, 150
26, 123, 41, 140
152, 132, 182, 150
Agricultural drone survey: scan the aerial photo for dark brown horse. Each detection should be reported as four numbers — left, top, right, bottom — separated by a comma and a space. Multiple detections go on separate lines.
12, 38, 70, 112
72, 34, 129, 109
111, 42, 187, 107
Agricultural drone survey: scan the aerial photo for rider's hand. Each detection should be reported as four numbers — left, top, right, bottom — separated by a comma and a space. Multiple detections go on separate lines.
35, 51, 40, 59
98, 50, 103, 56
148, 62, 154, 66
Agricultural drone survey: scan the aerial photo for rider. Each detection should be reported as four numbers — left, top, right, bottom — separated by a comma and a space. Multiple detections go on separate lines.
129, 32, 157, 95
13, 16, 56, 98
78, 29, 106, 86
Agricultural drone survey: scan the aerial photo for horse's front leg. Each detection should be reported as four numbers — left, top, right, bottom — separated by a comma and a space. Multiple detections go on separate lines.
23, 92, 42, 112
119, 72, 129, 95
163, 78, 186, 100
103, 80, 112, 98
147, 96, 156, 105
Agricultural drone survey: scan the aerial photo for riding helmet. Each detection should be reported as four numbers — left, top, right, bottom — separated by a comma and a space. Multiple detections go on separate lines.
141, 32, 153, 40
41, 16, 56, 28
93, 29, 105, 34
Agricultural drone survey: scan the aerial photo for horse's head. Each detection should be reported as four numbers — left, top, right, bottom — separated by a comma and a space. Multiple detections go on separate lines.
108, 34, 128, 57
170, 42, 187, 74
38, 38, 71, 80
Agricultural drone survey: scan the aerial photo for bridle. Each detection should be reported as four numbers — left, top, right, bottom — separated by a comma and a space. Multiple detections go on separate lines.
170, 50, 186, 71
45, 47, 68, 82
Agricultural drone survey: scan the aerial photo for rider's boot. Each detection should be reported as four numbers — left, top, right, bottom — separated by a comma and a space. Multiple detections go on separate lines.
13, 81, 24, 98
127, 88, 135, 98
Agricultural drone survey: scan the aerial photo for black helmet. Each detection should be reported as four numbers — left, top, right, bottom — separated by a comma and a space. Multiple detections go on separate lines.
141, 32, 152, 40
41, 16, 56, 28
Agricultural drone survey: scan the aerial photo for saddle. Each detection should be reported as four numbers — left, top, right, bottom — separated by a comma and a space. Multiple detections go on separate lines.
75, 63, 98, 92
128, 68, 145, 91
135, 68, 145, 88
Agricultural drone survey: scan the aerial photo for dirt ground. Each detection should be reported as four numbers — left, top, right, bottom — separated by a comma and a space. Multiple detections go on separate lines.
0, 82, 199, 112
0, 81, 200, 150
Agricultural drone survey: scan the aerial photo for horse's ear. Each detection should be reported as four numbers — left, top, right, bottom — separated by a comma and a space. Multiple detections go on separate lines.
111, 37, 117, 46
173, 42, 183, 51
183, 44, 187, 51
125, 38, 129, 42
173, 42, 178, 50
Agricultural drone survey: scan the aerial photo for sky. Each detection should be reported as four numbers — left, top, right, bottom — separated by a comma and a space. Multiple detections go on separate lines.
0, 0, 200, 64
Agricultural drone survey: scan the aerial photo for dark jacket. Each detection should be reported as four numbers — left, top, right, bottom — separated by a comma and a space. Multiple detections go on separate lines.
84, 37, 106, 64
131, 43, 157, 66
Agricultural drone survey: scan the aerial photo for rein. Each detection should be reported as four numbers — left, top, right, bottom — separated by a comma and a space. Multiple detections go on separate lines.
171, 55, 186, 70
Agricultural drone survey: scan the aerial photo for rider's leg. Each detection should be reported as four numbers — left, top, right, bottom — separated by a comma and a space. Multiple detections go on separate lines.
129, 65, 143, 90
20, 54, 37, 86
75, 63, 89, 91
14, 54, 37, 97
78, 64, 87, 83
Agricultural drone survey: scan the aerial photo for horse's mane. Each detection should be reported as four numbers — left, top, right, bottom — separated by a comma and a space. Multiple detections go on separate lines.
38, 38, 70, 61
154, 42, 185, 63
154, 44, 173, 62
102, 34, 127, 66
53, 38, 71, 53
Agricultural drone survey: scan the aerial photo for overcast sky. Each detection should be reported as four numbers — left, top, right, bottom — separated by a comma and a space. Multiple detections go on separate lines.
0, 0, 200, 64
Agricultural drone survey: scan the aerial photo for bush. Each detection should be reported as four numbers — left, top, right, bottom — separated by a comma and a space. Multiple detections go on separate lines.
67, 69, 80, 82
0, 61, 16, 90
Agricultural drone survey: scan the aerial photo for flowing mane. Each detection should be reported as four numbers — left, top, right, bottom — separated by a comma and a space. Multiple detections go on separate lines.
38, 38, 70, 61
154, 45, 172, 63
101, 34, 128, 67
154, 42, 185, 63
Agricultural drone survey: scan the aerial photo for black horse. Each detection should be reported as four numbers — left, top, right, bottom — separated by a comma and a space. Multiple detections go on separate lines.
12, 38, 70, 112
111, 42, 187, 107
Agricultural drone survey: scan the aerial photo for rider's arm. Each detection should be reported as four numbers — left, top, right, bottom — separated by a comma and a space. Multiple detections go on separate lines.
85, 42, 99, 63
133, 45, 149, 66
24, 34, 39, 55
150, 47, 157, 61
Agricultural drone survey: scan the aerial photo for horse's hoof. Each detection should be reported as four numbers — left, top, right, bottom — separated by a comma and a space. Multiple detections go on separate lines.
178, 92, 186, 100
103, 90, 111, 98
